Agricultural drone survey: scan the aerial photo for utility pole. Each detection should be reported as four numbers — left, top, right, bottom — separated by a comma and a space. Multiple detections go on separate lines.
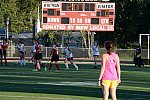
6, 17, 9, 42
32, 18, 36, 39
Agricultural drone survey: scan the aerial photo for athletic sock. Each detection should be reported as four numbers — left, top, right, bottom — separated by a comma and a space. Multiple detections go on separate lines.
34, 64, 39, 71
41, 63, 45, 68
65, 63, 69, 69
49, 63, 52, 70
41, 63, 47, 71
23, 59, 26, 65
37, 62, 41, 70
55, 64, 59, 70
20, 60, 23, 66
95, 62, 97, 66
73, 63, 78, 70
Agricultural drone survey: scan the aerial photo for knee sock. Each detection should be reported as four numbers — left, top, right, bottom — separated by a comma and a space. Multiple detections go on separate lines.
20, 60, 23, 66
41, 63, 45, 68
65, 63, 69, 69
49, 63, 52, 70
37, 62, 41, 70
73, 63, 78, 70
23, 59, 26, 65
55, 64, 59, 70
34, 64, 39, 70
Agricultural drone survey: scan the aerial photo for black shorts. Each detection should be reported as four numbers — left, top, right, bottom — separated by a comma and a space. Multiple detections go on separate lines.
67, 57, 73, 61
20, 51, 25, 55
0, 49, 2, 55
2, 50, 6, 55
35, 53, 42, 60
93, 55, 99, 57
51, 54, 59, 62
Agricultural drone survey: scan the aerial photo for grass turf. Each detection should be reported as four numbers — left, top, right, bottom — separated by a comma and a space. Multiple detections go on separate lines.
0, 62, 150, 100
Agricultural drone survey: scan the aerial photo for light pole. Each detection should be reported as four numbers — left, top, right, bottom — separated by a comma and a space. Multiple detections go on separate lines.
6, 17, 9, 42
36, 1, 41, 33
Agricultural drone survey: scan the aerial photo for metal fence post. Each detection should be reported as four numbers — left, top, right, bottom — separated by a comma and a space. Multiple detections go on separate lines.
46, 46, 47, 58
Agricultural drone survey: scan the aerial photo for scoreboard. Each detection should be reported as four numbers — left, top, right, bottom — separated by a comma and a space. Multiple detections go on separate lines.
42, 1, 115, 31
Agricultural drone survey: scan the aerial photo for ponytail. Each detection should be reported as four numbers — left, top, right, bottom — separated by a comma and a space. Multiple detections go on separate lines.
105, 41, 114, 55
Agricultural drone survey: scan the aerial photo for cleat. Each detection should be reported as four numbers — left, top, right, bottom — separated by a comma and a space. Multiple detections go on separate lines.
32, 69, 38, 71
92, 66, 97, 69
65, 68, 69, 70
55, 70, 60, 72
44, 67, 47, 71
49, 70, 52, 72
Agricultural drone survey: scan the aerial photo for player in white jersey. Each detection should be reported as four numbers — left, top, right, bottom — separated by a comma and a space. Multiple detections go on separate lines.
92, 41, 100, 69
63, 43, 78, 70
30, 39, 38, 71
17, 40, 26, 66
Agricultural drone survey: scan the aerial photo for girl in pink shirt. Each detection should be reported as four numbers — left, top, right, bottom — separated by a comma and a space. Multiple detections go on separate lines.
98, 41, 121, 100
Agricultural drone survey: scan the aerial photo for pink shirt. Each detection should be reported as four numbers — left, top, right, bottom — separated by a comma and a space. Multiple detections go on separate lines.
102, 52, 118, 80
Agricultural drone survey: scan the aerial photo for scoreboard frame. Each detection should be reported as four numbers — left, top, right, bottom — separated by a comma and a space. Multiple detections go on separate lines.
42, 1, 115, 31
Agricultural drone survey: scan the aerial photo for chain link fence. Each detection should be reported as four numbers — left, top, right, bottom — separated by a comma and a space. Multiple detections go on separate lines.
6, 46, 149, 61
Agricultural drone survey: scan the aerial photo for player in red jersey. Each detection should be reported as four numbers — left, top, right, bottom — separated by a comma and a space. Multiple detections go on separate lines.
0, 41, 2, 65
33, 40, 47, 71
1, 39, 8, 65
49, 43, 60, 71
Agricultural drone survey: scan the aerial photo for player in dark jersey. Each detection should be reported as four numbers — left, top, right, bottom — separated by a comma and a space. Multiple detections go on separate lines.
1, 39, 8, 65
49, 43, 59, 71
33, 40, 47, 71
0, 41, 2, 65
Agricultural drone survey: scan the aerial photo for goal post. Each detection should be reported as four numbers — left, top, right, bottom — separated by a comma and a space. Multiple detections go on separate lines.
139, 34, 150, 64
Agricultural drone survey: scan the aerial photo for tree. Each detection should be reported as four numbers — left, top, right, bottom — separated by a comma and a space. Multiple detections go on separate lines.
95, 0, 150, 48
0, 0, 39, 34
80, 30, 88, 48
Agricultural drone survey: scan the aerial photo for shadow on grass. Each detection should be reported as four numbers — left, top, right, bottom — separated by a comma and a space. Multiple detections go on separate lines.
0, 63, 150, 99
121, 65, 150, 73
0, 83, 149, 99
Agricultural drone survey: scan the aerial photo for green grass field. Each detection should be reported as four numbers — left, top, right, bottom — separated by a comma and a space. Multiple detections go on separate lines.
0, 62, 150, 100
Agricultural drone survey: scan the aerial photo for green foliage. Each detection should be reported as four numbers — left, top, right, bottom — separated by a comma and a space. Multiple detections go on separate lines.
0, 0, 149, 48
96, 0, 150, 49
37, 30, 62, 46
0, 63, 150, 100
0, 0, 39, 34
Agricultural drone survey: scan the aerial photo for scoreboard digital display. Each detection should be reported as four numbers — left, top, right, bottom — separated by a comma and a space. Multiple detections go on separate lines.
42, 1, 115, 31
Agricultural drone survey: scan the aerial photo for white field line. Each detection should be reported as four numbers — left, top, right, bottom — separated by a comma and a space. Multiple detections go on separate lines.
38, 81, 97, 86
0, 95, 77, 100
0, 79, 150, 93
0, 74, 150, 85
0, 95, 147, 100
0, 74, 150, 88
0, 74, 150, 86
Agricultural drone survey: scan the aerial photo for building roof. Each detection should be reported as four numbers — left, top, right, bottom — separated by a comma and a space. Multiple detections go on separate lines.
12, 31, 33, 39
0, 27, 5, 34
